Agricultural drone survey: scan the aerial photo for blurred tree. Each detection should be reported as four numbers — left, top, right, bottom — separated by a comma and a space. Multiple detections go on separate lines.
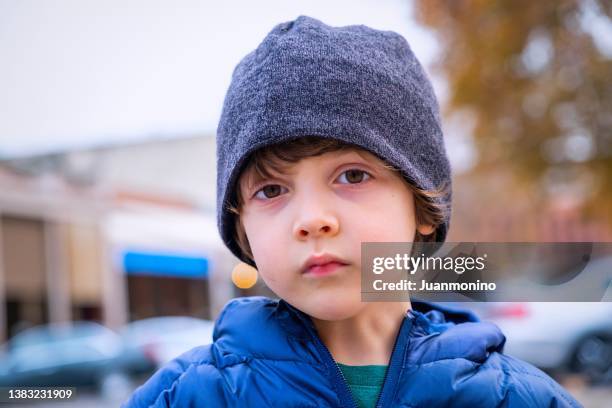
414, 0, 612, 221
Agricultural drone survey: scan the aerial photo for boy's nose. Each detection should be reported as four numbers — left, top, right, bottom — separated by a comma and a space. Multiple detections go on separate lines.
293, 213, 339, 241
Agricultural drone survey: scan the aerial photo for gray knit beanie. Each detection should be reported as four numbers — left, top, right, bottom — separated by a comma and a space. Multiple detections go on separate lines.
216, 15, 452, 265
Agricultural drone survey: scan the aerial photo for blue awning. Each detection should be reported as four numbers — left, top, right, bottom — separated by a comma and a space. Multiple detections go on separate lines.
123, 251, 209, 279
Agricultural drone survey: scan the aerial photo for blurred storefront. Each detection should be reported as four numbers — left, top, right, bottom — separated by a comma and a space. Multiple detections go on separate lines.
106, 207, 235, 323
0, 135, 238, 343
0, 176, 110, 341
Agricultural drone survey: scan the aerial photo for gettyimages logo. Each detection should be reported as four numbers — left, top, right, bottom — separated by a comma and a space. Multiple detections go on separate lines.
372, 252, 487, 275
361, 242, 612, 302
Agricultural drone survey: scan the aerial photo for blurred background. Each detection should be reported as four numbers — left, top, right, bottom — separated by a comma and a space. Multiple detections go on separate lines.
0, 0, 610, 406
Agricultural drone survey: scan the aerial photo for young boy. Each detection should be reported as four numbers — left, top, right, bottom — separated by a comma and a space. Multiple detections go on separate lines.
124, 16, 580, 407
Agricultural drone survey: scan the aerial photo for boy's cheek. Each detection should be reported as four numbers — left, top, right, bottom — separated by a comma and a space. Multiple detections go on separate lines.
249, 240, 274, 265
247, 231, 291, 269
352, 222, 416, 243
257, 270, 282, 286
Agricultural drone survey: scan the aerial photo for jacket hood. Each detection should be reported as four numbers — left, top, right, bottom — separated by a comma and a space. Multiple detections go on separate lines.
212, 297, 506, 365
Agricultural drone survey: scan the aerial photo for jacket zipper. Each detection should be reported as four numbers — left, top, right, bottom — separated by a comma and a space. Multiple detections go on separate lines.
282, 301, 358, 407
374, 314, 412, 408
303, 309, 413, 408
310, 330, 358, 408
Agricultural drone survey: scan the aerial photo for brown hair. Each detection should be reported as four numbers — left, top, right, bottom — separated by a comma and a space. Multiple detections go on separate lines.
227, 136, 449, 263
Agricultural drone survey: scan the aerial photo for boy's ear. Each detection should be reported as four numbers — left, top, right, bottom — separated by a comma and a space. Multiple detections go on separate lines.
417, 223, 435, 236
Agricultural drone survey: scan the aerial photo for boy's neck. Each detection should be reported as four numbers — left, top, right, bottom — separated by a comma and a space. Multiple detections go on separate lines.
311, 301, 411, 366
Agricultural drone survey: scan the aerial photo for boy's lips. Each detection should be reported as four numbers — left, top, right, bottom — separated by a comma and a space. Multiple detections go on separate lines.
301, 253, 349, 277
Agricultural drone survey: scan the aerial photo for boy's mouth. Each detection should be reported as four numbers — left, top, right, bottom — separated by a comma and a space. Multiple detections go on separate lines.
301, 253, 349, 277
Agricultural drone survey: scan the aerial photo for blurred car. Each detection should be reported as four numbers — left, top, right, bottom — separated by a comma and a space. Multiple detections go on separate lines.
452, 253, 612, 383
119, 316, 214, 374
0, 321, 132, 392
476, 302, 612, 383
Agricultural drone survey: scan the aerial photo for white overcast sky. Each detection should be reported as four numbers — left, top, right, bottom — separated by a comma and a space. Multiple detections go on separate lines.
0, 0, 442, 158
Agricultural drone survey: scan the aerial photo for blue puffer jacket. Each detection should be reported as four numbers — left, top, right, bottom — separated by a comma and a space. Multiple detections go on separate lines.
123, 297, 580, 407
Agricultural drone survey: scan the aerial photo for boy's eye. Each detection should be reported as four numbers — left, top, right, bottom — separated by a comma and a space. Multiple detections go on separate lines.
252, 169, 370, 199
337, 169, 371, 184
254, 184, 286, 200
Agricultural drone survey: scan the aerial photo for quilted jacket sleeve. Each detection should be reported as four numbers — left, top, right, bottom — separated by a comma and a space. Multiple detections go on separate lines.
121, 344, 225, 408
498, 355, 582, 408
